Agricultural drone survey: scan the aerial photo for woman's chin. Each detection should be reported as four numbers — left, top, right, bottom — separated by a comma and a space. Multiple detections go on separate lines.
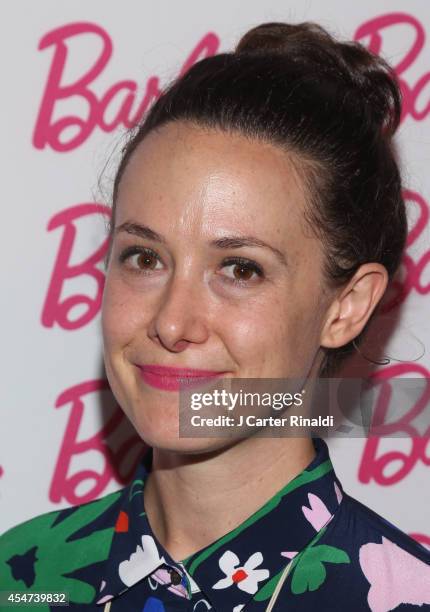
135, 424, 240, 455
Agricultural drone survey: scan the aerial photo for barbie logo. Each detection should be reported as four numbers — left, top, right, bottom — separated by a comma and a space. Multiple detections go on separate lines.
33, 22, 220, 152
32, 13, 430, 154
41, 203, 110, 330
381, 190, 430, 312
355, 13, 430, 123
410, 533, 430, 549
49, 379, 143, 505
358, 363, 430, 487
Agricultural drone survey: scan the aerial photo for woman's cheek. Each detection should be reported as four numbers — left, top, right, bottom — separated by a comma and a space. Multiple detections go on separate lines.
102, 281, 144, 346
224, 311, 283, 366
232, 305, 306, 377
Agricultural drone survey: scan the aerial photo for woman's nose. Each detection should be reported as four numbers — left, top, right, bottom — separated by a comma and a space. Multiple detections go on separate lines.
148, 274, 210, 352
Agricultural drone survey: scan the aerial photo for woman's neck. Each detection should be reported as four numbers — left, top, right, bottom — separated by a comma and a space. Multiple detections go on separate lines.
143, 436, 316, 561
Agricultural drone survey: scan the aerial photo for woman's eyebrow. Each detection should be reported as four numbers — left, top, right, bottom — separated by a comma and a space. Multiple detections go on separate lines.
115, 221, 288, 267
115, 221, 166, 243
211, 236, 288, 267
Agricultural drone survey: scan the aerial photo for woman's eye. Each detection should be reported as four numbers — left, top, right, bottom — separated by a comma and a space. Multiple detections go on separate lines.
118, 246, 162, 272
221, 258, 264, 284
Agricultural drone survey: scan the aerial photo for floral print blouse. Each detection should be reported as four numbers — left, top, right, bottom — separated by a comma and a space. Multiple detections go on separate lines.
1, 437, 430, 611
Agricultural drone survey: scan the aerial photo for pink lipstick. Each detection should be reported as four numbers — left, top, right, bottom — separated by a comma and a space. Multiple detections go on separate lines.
137, 364, 228, 391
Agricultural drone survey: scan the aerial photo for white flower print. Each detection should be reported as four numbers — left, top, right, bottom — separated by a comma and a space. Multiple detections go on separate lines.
118, 535, 165, 586
212, 550, 269, 594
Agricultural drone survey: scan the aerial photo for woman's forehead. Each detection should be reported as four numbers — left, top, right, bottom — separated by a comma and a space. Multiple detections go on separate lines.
115, 121, 308, 233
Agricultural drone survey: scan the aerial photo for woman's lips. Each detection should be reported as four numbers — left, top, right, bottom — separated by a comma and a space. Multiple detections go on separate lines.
136, 364, 228, 391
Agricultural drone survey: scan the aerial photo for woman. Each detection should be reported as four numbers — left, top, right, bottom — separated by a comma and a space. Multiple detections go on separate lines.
1, 20, 430, 612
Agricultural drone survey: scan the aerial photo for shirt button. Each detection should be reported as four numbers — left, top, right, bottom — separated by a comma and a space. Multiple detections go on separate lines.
169, 568, 182, 585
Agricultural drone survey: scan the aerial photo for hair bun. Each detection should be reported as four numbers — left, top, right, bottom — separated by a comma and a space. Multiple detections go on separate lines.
236, 21, 329, 55
235, 21, 401, 137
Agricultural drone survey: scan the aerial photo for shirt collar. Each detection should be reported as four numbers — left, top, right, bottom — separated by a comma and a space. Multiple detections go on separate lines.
94, 437, 344, 609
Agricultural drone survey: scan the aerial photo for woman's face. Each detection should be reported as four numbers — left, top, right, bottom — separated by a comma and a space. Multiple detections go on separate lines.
101, 121, 332, 452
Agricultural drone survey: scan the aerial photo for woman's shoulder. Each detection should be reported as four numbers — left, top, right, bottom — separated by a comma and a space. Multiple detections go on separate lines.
0, 488, 124, 597
0, 487, 124, 549
291, 490, 430, 610
310, 489, 430, 609
339, 490, 430, 565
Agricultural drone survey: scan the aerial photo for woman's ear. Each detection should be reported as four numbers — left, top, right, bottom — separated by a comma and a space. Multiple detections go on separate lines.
320, 263, 389, 350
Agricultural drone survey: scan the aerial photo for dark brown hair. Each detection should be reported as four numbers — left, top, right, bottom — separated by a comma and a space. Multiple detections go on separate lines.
106, 22, 407, 377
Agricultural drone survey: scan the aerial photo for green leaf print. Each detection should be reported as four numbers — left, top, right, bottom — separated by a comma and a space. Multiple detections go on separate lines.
129, 478, 145, 502
290, 544, 350, 594
291, 553, 326, 592
0, 491, 121, 610
254, 527, 350, 602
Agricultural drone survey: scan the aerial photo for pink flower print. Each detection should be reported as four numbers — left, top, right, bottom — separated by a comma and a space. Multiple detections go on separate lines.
152, 568, 172, 585
96, 594, 114, 604
334, 481, 343, 504
212, 550, 269, 594
95, 580, 115, 604
281, 551, 298, 559
359, 536, 430, 612
301, 493, 333, 532
152, 567, 188, 599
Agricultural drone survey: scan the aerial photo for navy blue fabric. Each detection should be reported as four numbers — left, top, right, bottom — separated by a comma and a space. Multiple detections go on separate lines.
1, 437, 429, 611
